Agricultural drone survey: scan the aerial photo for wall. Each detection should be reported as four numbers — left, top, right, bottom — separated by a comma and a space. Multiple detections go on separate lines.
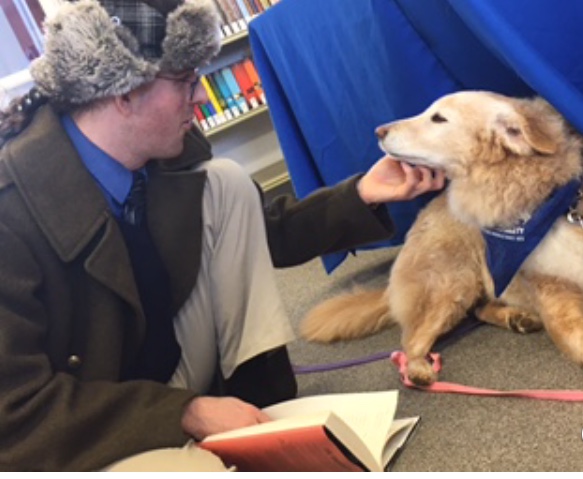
210, 107, 285, 177
0, 8, 29, 78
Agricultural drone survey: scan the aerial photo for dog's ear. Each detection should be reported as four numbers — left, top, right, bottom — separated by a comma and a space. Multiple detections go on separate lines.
493, 109, 558, 156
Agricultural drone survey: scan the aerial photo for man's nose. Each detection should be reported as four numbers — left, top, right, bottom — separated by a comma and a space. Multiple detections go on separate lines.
191, 82, 208, 104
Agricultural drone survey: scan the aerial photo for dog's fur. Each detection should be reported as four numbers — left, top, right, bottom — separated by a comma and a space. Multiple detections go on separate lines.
301, 91, 583, 385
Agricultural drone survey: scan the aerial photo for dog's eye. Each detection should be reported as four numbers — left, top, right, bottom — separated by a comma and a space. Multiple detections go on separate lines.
431, 113, 448, 123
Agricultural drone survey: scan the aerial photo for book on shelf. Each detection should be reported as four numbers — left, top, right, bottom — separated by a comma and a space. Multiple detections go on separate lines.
257, 0, 271, 11
204, 74, 234, 121
225, 0, 248, 30
211, 70, 242, 118
213, 0, 278, 35
240, 0, 258, 18
234, 0, 252, 22
213, 0, 242, 35
220, 66, 250, 114
231, 61, 260, 109
198, 390, 419, 472
242, 58, 266, 105
247, 0, 263, 14
201, 75, 229, 123
210, 0, 230, 36
200, 103, 217, 128
193, 104, 209, 131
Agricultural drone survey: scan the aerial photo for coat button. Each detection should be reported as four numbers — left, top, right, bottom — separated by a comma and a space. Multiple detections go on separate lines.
67, 355, 82, 369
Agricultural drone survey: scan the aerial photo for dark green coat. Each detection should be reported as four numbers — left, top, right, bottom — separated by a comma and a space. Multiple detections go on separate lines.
0, 106, 394, 471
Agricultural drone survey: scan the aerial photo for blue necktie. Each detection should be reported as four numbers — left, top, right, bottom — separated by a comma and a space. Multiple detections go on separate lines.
118, 172, 181, 382
123, 171, 147, 226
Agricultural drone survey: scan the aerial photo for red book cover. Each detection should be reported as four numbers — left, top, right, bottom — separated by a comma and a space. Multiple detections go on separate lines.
231, 61, 260, 108
242, 58, 266, 104
193, 104, 209, 131
199, 425, 364, 472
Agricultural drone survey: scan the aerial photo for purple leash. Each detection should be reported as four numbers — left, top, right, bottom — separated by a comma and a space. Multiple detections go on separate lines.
292, 315, 483, 375
293, 350, 394, 374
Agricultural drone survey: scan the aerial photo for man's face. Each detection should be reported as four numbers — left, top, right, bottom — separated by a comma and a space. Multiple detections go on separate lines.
128, 70, 208, 161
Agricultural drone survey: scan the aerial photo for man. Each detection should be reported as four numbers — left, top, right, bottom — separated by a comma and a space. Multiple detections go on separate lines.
0, 0, 444, 471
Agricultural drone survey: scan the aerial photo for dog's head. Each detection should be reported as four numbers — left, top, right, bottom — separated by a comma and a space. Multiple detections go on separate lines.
376, 91, 568, 178
376, 91, 583, 228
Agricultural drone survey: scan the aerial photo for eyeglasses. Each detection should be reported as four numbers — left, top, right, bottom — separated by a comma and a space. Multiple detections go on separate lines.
157, 73, 201, 101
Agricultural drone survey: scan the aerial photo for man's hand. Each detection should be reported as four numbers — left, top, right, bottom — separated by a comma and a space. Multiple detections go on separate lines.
357, 155, 446, 205
181, 396, 272, 441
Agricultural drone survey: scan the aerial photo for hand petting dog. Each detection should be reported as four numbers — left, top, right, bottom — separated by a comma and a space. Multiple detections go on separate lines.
357, 155, 446, 205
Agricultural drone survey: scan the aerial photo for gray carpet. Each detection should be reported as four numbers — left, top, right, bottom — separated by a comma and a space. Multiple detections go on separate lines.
274, 247, 583, 472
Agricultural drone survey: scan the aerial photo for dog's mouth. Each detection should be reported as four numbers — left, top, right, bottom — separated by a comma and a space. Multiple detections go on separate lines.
384, 149, 435, 169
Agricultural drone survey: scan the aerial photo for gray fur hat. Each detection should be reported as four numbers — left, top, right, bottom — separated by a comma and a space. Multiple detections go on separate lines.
30, 0, 221, 107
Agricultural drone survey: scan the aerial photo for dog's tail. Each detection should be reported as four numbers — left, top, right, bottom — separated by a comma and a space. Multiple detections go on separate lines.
300, 288, 392, 343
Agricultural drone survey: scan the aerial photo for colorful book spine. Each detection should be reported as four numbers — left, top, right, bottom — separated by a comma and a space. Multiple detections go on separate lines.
231, 61, 260, 109
206, 74, 234, 121
201, 75, 227, 124
220, 67, 249, 114
207, 101, 221, 127
224, 0, 246, 31
234, 0, 252, 23
193, 104, 209, 131
242, 58, 266, 104
257, 0, 271, 11
246, 0, 263, 14
212, 71, 241, 117
210, 0, 232, 37
214, 0, 241, 34
240, 0, 257, 18
200, 103, 217, 129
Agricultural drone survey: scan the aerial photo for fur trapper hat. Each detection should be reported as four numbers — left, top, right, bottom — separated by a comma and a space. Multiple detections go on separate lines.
30, 0, 221, 107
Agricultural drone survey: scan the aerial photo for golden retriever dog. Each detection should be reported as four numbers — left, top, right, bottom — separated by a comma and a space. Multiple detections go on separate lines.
301, 91, 583, 385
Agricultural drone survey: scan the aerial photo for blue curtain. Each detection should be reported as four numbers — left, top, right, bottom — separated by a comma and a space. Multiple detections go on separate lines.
249, 0, 583, 271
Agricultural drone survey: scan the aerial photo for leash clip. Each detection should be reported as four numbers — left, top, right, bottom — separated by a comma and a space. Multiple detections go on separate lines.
567, 209, 583, 228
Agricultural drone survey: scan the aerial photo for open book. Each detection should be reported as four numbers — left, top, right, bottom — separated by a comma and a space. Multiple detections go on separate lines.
199, 390, 419, 472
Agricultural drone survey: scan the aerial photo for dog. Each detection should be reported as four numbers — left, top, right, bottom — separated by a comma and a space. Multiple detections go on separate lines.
300, 91, 583, 385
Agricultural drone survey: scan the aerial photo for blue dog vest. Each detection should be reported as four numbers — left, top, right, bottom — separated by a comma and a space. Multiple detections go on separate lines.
482, 180, 580, 297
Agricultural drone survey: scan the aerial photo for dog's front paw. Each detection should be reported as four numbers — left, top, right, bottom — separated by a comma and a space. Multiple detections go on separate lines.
508, 312, 543, 334
407, 357, 437, 386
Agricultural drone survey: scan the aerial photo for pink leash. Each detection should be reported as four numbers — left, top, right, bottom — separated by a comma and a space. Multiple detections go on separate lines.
390, 351, 583, 402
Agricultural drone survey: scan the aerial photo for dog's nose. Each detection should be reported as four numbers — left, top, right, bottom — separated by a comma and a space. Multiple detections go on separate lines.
375, 125, 389, 140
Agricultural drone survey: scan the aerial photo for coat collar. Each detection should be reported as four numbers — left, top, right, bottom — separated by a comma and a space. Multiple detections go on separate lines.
4, 106, 109, 262
3, 105, 210, 313
3, 105, 211, 263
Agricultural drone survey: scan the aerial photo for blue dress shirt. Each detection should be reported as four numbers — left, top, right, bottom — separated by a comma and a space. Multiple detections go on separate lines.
60, 114, 141, 218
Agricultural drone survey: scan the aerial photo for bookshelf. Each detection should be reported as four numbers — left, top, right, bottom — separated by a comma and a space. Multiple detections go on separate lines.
206, 103, 269, 137
200, 0, 288, 189
221, 29, 250, 47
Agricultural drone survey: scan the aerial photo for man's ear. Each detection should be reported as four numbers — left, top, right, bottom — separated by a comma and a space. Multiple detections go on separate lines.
114, 94, 133, 117
493, 107, 557, 156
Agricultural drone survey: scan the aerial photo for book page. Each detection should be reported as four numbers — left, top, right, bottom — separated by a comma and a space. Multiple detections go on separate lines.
264, 390, 399, 463
202, 411, 333, 442
382, 417, 421, 469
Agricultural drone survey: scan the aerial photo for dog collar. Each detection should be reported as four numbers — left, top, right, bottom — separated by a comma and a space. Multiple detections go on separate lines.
482, 179, 581, 297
